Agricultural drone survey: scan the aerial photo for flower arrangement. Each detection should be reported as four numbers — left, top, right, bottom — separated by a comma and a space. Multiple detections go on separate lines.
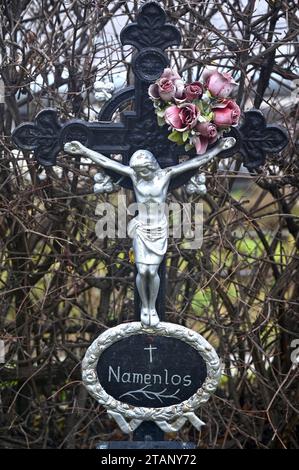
148, 68, 240, 154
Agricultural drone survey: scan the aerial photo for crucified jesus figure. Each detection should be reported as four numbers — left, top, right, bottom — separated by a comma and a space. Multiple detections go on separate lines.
64, 137, 235, 327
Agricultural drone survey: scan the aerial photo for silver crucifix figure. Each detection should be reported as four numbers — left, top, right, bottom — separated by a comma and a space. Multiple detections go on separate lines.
64, 137, 235, 327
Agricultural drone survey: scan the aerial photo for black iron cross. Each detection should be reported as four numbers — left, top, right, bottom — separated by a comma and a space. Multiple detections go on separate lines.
12, 0, 288, 319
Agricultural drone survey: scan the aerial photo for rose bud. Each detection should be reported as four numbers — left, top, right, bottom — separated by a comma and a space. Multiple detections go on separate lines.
165, 103, 200, 131
202, 68, 238, 98
213, 100, 240, 126
185, 81, 203, 101
196, 122, 218, 142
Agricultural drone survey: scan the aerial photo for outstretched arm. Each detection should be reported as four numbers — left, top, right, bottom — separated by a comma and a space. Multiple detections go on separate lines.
167, 137, 236, 178
64, 141, 133, 177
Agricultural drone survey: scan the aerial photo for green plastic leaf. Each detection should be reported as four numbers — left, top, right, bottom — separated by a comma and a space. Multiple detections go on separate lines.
197, 101, 204, 113
183, 130, 189, 142
198, 114, 207, 123
157, 116, 165, 127
168, 131, 184, 145
185, 143, 194, 152
168, 131, 180, 142
156, 109, 165, 118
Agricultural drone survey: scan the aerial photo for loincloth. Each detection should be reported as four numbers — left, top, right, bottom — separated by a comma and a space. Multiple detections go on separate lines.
127, 216, 168, 263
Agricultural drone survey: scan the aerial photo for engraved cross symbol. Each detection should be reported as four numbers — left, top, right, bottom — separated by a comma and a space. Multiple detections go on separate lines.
144, 345, 157, 363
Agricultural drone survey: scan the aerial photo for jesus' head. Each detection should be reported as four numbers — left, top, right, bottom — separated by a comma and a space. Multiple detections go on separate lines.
129, 150, 160, 180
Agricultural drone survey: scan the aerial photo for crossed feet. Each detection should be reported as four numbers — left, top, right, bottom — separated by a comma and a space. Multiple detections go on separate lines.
141, 307, 160, 327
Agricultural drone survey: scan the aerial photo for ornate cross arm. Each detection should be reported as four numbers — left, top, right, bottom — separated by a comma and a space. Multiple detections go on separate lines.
238, 110, 289, 170
11, 109, 288, 175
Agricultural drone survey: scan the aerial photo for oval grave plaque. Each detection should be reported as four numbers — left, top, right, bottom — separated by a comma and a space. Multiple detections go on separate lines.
82, 322, 221, 432
97, 334, 207, 407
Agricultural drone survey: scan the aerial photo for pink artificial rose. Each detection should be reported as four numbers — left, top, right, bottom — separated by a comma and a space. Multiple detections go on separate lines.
164, 103, 199, 131
161, 68, 185, 98
202, 68, 238, 98
192, 135, 209, 155
148, 68, 185, 101
213, 100, 240, 126
148, 83, 160, 100
196, 122, 218, 141
184, 81, 203, 101
193, 122, 218, 154
148, 79, 175, 101
158, 77, 176, 101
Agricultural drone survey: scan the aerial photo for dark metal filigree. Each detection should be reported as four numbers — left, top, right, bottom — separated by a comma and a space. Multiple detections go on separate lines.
99, 86, 135, 121
120, 1, 181, 52
239, 110, 289, 170
12, 109, 62, 166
